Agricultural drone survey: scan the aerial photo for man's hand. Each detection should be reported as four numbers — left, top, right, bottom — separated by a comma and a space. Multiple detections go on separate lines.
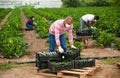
91, 26, 97, 30
58, 46, 64, 53
34, 23, 37, 26
71, 45, 77, 49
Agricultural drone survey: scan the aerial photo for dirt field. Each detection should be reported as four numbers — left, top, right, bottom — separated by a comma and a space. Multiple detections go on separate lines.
0, 61, 120, 78
0, 10, 120, 78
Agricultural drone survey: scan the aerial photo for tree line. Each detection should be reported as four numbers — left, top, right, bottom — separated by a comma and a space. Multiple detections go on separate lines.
62, 0, 120, 7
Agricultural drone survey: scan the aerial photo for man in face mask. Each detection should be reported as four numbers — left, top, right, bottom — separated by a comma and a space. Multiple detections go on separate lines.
49, 16, 77, 53
80, 14, 99, 31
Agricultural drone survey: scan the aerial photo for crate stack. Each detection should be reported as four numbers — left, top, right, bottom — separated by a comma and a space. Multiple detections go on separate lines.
36, 49, 95, 72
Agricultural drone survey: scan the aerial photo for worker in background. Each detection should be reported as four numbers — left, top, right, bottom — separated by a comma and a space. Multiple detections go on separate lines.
80, 14, 99, 31
26, 16, 37, 30
49, 16, 77, 53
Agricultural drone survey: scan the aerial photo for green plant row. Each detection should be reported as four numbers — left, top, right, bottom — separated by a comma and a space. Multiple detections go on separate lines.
31, 7, 120, 49
31, 7, 120, 36
23, 8, 50, 38
0, 8, 11, 21
31, 8, 63, 22
0, 9, 28, 58
95, 30, 120, 50
23, 7, 120, 50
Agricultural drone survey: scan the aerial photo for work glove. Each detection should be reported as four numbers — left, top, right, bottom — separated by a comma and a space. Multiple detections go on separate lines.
34, 23, 37, 26
71, 45, 77, 49
91, 26, 97, 30
58, 46, 64, 53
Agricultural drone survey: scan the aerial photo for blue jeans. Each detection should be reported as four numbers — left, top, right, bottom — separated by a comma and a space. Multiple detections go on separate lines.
80, 18, 85, 30
26, 25, 33, 29
49, 33, 67, 52
80, 18, 91, 31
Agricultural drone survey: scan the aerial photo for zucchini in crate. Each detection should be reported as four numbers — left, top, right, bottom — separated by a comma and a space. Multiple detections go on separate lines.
48, 60, 73, 72
55, 49, 80, 61
36, 49, 80, 69
65, 49, 80, 61
37, 52, 59, 60
73, 59, 95, 69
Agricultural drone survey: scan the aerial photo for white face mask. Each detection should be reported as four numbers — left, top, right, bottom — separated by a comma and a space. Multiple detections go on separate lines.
65, 24, 71, 28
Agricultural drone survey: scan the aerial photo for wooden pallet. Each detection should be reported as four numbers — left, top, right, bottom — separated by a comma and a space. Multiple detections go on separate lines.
35, 65, 101, 78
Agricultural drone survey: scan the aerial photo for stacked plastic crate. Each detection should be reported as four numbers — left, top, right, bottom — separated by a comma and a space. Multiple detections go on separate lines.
36, 49, 95, 72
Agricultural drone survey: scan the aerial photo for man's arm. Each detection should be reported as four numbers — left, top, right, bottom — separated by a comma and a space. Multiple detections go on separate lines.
55, 26, 64, 53
55, 27, 60, 46
67, 28, 77, 49
67, 28, 73, 45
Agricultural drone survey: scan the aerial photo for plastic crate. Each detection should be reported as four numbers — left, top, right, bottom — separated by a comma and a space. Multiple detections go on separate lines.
36, 52, 60, 60
36, 49, 80, 69
73, 59, 95, 69
48, 60, 73, 72
57, 52, 68, 61
36, 60, 48, 69
36, 52, 60, 69
76, 29, 92, 36
55, 49, 80, 61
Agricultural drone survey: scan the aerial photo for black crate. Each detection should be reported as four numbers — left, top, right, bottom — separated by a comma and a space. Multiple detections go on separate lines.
36, 53, 48, 69
36, 52, 60, 60
36, 49, 80, 69
76, 29, 92, 36
55, 49, 80, 61
73, 59, 95, 69
36, 60, 48, 69
56, 52, 68, 61
48, 60, 74, 72
36, 52, 60, 69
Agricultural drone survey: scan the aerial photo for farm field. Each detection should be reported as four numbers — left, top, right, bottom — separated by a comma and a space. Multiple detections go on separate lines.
0, 7, 120, 78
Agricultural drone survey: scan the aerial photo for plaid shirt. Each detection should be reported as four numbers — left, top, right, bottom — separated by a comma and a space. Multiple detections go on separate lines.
49, 19, 73, 46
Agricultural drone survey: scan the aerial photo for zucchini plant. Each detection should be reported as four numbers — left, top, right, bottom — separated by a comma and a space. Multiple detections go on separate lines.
1, 37, 28, 58
95, 30, 115, 48
74, 40, 84, 51
113, 39, 120, 51
0, 9, 28, 58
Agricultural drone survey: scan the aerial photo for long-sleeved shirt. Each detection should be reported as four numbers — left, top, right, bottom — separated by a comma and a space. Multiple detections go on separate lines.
49, 19, 73, 46
26, 19, 34, 26
82, 14, 95, 22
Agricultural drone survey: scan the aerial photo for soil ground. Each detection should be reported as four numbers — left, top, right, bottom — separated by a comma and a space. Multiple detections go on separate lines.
0, 10, 120, 78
